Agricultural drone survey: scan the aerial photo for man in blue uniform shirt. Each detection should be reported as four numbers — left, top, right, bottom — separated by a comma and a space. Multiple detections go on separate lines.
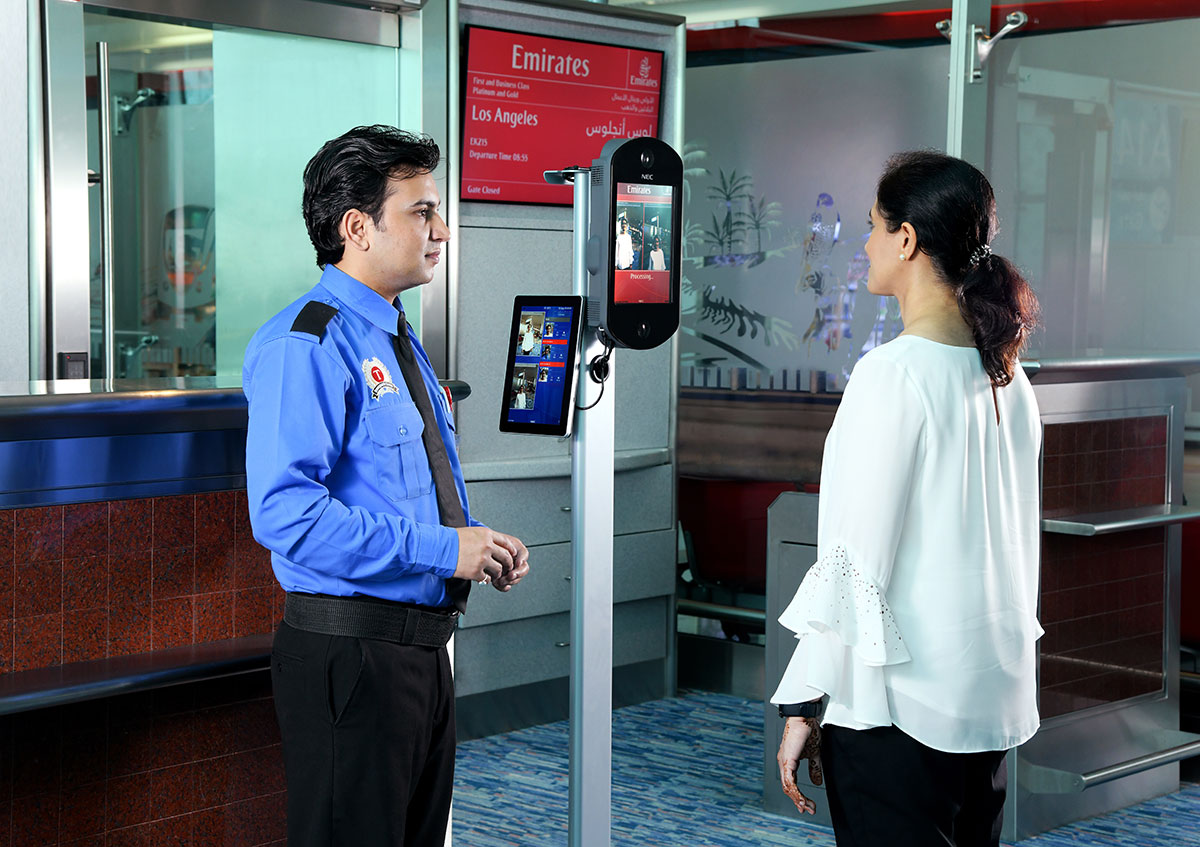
244, 125, 530, 846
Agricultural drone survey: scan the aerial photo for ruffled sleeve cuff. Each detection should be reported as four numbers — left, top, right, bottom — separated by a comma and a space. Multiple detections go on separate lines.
778, 545, 910, 667
772, 546, 911, 726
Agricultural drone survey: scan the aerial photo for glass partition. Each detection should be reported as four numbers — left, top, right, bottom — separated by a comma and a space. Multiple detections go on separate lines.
210, 28, 408, 377
83, 14, 216, 379
38, 2, 419, 388
676, 33, 952, 688
675, 26, 955, 827
682, 44, 948, 398
678, 40, 950, 505
983, 9, 1200, 727
984, 16, 1200, 361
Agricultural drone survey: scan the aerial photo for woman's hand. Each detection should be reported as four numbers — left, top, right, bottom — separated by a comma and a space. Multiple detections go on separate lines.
776, 716, 824, 815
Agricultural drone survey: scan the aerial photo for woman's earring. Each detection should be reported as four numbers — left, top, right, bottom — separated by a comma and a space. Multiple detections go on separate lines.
899, 253, 905, 261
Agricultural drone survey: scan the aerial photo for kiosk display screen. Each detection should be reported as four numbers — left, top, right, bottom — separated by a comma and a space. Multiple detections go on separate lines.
614, 182, 674, 304
461, 26, 664, 206
499, 296, 583, 436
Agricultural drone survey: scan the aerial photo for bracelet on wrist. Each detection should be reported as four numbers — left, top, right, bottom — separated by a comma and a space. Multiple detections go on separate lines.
778, 699, 824, 720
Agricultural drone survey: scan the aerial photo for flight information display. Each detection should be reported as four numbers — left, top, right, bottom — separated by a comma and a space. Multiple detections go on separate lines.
461, 26, 664, 205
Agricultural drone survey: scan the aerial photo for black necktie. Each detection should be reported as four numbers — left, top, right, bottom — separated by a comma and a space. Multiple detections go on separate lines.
392, 314, 471, 613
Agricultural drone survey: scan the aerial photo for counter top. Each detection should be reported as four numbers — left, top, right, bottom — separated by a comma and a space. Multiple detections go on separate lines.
0, 379, 472, 440
1022, 352, 1200, 382
0, 376, 239, 398
0, 385, 248, 439
0, 635, 274, 716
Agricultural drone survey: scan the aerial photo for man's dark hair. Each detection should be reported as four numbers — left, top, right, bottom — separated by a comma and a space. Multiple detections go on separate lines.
302, 125, 440, 268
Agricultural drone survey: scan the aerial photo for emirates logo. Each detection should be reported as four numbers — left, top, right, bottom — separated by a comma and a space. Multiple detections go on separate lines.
639, 57, 651, 78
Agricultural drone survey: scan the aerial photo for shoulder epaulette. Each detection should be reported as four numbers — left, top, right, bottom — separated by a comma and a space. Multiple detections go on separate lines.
290, 301, 339, 339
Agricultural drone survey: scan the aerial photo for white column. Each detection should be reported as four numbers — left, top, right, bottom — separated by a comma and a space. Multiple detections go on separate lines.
569, 171, 614, 847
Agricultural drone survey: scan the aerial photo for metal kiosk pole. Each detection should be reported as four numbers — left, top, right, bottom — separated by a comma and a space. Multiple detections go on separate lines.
544, 166, 614, 847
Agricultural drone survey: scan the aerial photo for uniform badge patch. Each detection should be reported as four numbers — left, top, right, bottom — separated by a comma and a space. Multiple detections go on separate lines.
362, 357, 399, 400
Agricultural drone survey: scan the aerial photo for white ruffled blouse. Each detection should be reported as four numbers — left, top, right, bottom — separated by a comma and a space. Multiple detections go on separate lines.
772, 335, 1044, 753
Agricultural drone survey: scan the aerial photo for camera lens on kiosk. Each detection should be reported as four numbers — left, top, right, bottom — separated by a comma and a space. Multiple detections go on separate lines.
640, 149, 654, 167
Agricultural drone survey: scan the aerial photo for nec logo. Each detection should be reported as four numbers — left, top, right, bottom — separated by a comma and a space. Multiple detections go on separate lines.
642, 173, 653, 180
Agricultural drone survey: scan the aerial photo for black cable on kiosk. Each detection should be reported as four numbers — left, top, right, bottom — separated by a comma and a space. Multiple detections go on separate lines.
578, 331, 614, 411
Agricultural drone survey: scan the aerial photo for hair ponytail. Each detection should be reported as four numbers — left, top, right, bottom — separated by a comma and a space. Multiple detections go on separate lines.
876, 150, 1041, 387
956, 253, 1040, 387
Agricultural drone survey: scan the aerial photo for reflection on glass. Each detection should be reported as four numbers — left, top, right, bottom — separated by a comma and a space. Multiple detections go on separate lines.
681, 45, 948, 394
85, 13, 216, 378
985, 17, 1200, 359
79, 11, 408, 383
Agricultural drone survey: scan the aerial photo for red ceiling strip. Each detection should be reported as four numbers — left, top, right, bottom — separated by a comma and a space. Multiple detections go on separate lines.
687, 0, 1200, 52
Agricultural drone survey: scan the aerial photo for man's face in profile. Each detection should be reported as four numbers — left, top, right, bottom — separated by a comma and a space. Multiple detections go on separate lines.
365, 172, 450, 293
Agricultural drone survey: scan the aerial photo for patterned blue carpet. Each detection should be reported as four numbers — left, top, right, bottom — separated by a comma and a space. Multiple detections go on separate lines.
453, 690, 1200, 846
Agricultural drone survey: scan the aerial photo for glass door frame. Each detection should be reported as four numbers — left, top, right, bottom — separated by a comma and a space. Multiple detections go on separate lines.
947, 0, 995, 165
34, 0, 404, 381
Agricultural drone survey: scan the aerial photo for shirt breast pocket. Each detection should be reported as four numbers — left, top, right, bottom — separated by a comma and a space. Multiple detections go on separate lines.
363, 402, 433, 502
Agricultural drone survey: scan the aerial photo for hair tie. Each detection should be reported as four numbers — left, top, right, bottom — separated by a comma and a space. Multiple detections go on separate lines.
968, 243, 992, 270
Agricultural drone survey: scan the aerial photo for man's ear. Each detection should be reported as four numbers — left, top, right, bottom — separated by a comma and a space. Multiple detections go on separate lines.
339, 208, 371, 254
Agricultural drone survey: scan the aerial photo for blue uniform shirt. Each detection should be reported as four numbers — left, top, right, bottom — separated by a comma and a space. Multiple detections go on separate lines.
243, 264, 480, 607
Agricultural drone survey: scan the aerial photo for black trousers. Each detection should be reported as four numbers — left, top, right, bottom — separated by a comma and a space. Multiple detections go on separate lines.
821, 723, 1008, 847
271, 621, 456, 847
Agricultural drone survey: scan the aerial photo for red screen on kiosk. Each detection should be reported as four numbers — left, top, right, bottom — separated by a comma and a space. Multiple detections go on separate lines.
614, 182, 673, 304
461, 27, 663, 205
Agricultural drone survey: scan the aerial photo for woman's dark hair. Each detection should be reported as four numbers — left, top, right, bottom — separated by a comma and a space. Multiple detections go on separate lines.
302, 125, 440, 268
875, 150, 1040, 386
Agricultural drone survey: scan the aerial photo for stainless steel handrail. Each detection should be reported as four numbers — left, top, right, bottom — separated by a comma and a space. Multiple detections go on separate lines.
677, 598, 766, 626
96, 42, 115, 383
1019, 729, 1200, 793
1080, 740, 1200, 789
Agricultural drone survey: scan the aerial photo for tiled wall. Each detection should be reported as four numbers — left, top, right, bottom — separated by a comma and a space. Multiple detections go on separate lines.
1039, 416, 1169, 719
0, 492, 283, 674
1041, 416, 1167, 518
0, 492, 286, 846
0, 673, 284, 847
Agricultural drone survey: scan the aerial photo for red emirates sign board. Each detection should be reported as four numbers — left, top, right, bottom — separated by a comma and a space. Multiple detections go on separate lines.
461, 26, 665, 205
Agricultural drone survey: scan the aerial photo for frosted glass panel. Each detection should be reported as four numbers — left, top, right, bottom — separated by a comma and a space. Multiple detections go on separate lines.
212, 30, 417, 378
984, 18, 1200, 358
682, 46, 948, 393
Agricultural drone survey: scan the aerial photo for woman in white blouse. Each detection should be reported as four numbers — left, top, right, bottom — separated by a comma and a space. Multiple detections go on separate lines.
773, 151, 1042, 847
615, 219, 635, 270
649, 237, 667, 271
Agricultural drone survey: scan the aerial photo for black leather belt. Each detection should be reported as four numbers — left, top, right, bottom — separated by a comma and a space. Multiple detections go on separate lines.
284, 592, 458, 648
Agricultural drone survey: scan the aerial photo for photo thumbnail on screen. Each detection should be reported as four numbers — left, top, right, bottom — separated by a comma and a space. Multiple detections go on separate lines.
643, 215, 670, 271
510, 364, 538, 410
614, 206, 642, 271
515, 310, 544, 357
